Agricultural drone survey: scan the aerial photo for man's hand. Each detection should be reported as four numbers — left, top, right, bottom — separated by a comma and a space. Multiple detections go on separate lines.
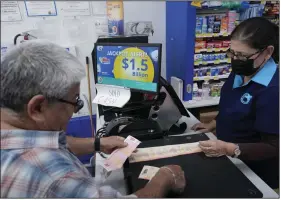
100, 136, 128, 154
199, 140, 237, 157
135, 165, 186, 198
153, 165, 186, 194
191, 120, 216, 133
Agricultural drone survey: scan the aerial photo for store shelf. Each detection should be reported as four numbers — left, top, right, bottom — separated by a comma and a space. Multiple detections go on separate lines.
196, 32, 230, 38
194, 58, 231, 66
193, 74, 229, 81
183, 97, 220, 109
195, 47, 229, 53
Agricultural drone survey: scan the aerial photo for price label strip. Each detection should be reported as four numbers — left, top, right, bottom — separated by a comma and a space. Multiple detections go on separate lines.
129, 142, 202, 163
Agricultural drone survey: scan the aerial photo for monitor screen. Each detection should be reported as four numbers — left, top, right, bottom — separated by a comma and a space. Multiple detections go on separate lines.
95, 43, 162, 93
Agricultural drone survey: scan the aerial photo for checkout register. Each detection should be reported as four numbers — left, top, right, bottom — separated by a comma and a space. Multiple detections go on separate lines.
92, 37, 263, 198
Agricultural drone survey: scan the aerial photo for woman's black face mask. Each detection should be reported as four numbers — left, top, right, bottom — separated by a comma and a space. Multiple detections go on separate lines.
231, 59, 259, 76
229, 48, 265, 76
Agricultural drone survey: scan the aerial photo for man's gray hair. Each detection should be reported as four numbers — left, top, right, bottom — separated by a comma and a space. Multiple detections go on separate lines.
1, 40, 86, 112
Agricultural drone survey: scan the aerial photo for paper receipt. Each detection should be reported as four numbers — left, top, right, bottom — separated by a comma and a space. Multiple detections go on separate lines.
129, 142, 201, 163
138, 165, 160, 180
102, 135, 141, 171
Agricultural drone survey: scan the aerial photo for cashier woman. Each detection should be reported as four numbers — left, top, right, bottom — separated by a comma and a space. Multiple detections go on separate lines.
192, 17, 279, 189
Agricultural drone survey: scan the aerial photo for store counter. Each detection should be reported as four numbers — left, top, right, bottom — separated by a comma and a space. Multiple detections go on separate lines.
94, 109, 279, 198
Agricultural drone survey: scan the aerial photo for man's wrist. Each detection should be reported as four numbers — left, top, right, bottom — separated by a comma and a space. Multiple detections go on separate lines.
94, 138, 100, 152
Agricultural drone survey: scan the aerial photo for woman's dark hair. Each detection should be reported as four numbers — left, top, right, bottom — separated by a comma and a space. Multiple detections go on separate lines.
231, 17, 279, 63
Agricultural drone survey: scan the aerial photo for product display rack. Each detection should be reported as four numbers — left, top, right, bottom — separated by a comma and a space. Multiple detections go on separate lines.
166, 1, 279, 104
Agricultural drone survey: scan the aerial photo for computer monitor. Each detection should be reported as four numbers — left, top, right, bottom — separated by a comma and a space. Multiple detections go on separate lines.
94, 43, 162, 93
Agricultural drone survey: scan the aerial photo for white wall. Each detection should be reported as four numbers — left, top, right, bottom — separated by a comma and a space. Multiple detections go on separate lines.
1, 1, 166, 117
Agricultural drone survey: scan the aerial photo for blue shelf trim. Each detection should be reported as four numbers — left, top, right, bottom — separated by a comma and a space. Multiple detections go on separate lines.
166, 1, 196, 101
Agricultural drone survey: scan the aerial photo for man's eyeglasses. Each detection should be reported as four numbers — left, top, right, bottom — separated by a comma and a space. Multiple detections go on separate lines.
226, 48, 265, 61
57, 95, 84, 113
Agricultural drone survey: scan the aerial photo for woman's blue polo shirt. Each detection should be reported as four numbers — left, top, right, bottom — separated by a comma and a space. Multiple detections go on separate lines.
216, 58, 279, 143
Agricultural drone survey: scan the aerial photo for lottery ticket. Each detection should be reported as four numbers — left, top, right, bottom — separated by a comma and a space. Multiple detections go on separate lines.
129, 142, 201, 163
138, 165, 160, 180
102, 135, 141, 171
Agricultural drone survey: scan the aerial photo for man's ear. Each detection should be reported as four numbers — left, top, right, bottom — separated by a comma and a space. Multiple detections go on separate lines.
26, 95, 48, 122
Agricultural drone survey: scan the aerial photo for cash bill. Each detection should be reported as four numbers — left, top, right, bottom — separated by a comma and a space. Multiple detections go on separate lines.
138, 165, 160, 180
102, 135, 141, 171
129, 142, 201, 163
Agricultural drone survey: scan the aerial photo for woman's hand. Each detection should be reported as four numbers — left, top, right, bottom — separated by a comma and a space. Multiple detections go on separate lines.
199, 140, 237, 157
191, 120, 216, 133
100, 136, 128, 154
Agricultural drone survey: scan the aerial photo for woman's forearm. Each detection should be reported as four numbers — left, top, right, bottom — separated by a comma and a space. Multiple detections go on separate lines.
237, 134, 279, 161
66, 136, 94, 156
209, 120, 217, 131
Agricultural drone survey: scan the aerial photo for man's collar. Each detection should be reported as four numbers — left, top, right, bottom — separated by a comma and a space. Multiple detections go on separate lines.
233, 58, 277, 89
0, 130, 65, 150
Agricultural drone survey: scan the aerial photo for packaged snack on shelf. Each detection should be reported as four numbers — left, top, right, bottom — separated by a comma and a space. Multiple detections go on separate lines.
202, 16, 208, 33
194, 68, 199, 77
202, 54, 209, 61
196, 16, 203, 34
194, 54, 203, 62
224, 64, 231, 73
210, 84, 220, 97
197, 68, 202, 77
206, 42, 215, 49
220, 53, 226, 60
193, 83, 200, 99
218, 65, 226, 75
201, 67, 208, 76
214, 41, 222, 48
206, 67, 211, 76
227, 11, 237, 33
217, 81, 225, 96
195, 40, 207, 49
221, 16, 228, 33
198, 89, 203, 99
213, 15, 221, 33
222, 40, 231, 48
214, 53, 220, 61
209, 54, 215, 61
210, 67, 219, 76
207, 16, 215, 33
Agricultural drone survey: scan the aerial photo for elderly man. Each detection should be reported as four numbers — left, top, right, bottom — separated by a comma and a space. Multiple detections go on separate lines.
1, 40, 186, 198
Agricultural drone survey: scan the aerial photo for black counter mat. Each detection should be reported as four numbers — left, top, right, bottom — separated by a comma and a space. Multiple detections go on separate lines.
124, 133, 263, 198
